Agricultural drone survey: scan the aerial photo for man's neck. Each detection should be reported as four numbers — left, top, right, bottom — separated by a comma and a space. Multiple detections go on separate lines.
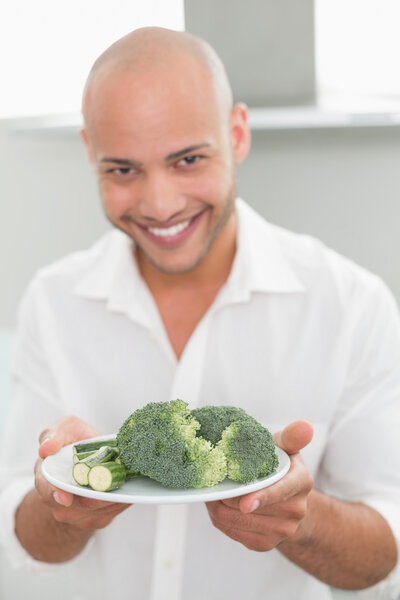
134, 212, 237, 359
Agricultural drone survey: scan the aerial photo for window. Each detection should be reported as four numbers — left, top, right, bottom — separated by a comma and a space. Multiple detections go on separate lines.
315, 0, 400, 109
0, 0, 184, 118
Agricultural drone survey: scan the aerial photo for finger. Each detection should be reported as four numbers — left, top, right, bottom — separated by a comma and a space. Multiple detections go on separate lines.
52, 488, 74, 507
207, 499, 298, 538
273, 420, 313, 455
221, 497, 241, 510
72, 504, 130, 530
76, 496, 130, 510
207, 500, 246, 530
38, 416, 100, 459
35, 477, 74, 508
208, 499, 306, 554
38, 435, 63, 459
221, 438, 312, 512
35, 458, 74, 506
211, 494, 306, 522
238, 454, 313, 514
213, 525, 272, 552
211, 519, 295, 552
79, 501, 130, 518
57, 499, 131, 528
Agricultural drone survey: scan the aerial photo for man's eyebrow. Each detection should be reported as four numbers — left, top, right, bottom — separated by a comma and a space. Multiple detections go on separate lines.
99, 157, 142, 168
99, 144, 211, 167
165, 144, 211, 162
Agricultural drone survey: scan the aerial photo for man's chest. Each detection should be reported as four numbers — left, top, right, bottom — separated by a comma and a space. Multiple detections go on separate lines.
151, 285, 223, 359
52, 293, 349, 446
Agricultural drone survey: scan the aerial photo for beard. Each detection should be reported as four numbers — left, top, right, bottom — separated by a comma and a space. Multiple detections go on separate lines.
112, 175, 238, 276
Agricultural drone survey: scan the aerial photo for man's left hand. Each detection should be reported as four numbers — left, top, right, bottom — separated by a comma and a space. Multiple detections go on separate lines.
206, 420, 314, 551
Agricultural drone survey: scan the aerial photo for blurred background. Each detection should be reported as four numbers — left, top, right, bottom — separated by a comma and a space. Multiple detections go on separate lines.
1, 0, 400, 597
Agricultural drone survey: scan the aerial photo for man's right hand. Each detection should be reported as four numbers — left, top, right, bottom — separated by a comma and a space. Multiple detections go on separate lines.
36, 415, 130, 529
16, 415, 130, 562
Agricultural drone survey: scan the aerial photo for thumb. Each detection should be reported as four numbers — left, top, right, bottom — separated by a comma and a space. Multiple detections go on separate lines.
38, 432, 63, 459
274, 420, 313, 455
38, 416, 100, 459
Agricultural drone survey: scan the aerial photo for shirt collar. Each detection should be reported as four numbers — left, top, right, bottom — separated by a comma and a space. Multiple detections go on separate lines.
73, 198, 305, 321
222, 198, 306, 302
73, 230, 156, 328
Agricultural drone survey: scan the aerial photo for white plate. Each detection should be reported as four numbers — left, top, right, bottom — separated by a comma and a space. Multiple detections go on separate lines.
42, 434, 290, 504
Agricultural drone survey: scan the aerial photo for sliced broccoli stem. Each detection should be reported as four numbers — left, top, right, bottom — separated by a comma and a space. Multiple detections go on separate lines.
73, 438, 117, 455
88, 463, 126, 491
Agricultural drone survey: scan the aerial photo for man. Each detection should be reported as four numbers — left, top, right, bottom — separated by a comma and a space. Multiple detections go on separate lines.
1, 27, 399, 600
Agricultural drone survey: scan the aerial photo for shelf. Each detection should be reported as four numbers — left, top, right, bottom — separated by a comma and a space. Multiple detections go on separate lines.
7, 113, 82, 135
248, 106, 400, 130
7, 105, 400, 135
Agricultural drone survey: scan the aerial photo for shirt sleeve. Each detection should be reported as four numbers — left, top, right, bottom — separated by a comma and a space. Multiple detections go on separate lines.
316, 278, 400, 598
0, 280, 64, 570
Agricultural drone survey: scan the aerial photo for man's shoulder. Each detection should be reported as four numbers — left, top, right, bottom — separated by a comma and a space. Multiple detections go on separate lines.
241, 200, 388, 304
27, 229, 128, 296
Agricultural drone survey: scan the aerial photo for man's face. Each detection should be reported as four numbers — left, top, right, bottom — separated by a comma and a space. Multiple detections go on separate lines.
83, 59, 249, 275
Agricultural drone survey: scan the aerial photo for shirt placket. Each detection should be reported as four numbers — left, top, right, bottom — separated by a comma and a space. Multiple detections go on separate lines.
149, 310, 213, 600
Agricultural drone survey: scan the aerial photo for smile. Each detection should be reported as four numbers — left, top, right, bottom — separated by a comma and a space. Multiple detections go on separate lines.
137, 211, 206, 248
147, 219, 191, 238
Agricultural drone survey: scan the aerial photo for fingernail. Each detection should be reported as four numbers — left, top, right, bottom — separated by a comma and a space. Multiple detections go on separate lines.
41, 433, 55, 445
53, 491, 64, 505
250, 499, 260, 513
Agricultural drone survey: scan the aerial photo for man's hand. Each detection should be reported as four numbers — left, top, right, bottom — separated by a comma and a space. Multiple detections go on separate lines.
206, 420, 314, 552
16, 415, 130, 562
36, 415, 129, 529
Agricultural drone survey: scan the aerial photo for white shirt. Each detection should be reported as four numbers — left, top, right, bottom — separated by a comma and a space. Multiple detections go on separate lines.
1, 199, 400, 600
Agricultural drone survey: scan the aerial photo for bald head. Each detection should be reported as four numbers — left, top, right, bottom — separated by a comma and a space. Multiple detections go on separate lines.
82, 27, 233, 122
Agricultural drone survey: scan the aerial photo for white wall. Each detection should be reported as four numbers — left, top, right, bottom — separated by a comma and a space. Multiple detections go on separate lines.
0, 121, 109, 329
238, 125, 400, 301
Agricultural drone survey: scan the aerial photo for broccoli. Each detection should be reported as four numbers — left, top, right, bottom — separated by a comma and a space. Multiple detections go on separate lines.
217, 420, 279, 484
191, 405, 258, 445
116, 399, 227, 488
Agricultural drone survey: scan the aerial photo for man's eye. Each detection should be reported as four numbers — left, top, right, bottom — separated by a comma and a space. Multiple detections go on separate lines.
112, 167, 135, 175
177, 155, 202, 167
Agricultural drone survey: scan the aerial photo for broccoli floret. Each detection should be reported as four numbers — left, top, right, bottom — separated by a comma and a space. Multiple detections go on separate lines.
217, 420, 279, 484
191, 405, 258, 445
116, 399, 227, 488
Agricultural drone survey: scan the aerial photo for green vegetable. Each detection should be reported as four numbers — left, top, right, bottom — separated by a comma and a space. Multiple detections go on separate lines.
217, 420, 279, 484
125, 469, 144, 479
88, 462, 127, 491
72, 445, 119, 486
83, 446, 119, 467
72, 401, 279, 493
73, 462, 91, 486
191, 405, 258, 445
73, 450, 95, 465
73, 438, 117, 455
115, 457, 143, 478
117, 399, 227, 488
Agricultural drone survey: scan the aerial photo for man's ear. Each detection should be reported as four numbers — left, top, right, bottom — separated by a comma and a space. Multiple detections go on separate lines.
80, 128, 95, 167
230, 102, 251, 165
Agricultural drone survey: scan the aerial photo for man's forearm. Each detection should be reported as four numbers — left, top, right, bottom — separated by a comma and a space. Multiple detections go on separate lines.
279, 489, 398, 590
15, 489, 92, 563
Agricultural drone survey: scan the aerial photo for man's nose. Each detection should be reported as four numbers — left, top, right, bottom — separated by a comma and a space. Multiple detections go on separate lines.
138, 170, 186, 223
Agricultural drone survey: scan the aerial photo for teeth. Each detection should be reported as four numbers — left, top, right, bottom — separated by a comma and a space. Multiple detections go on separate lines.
147, 219, 191, 237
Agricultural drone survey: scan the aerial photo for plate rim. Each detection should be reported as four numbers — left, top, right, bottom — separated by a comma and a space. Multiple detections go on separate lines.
42, 434, 291, 504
